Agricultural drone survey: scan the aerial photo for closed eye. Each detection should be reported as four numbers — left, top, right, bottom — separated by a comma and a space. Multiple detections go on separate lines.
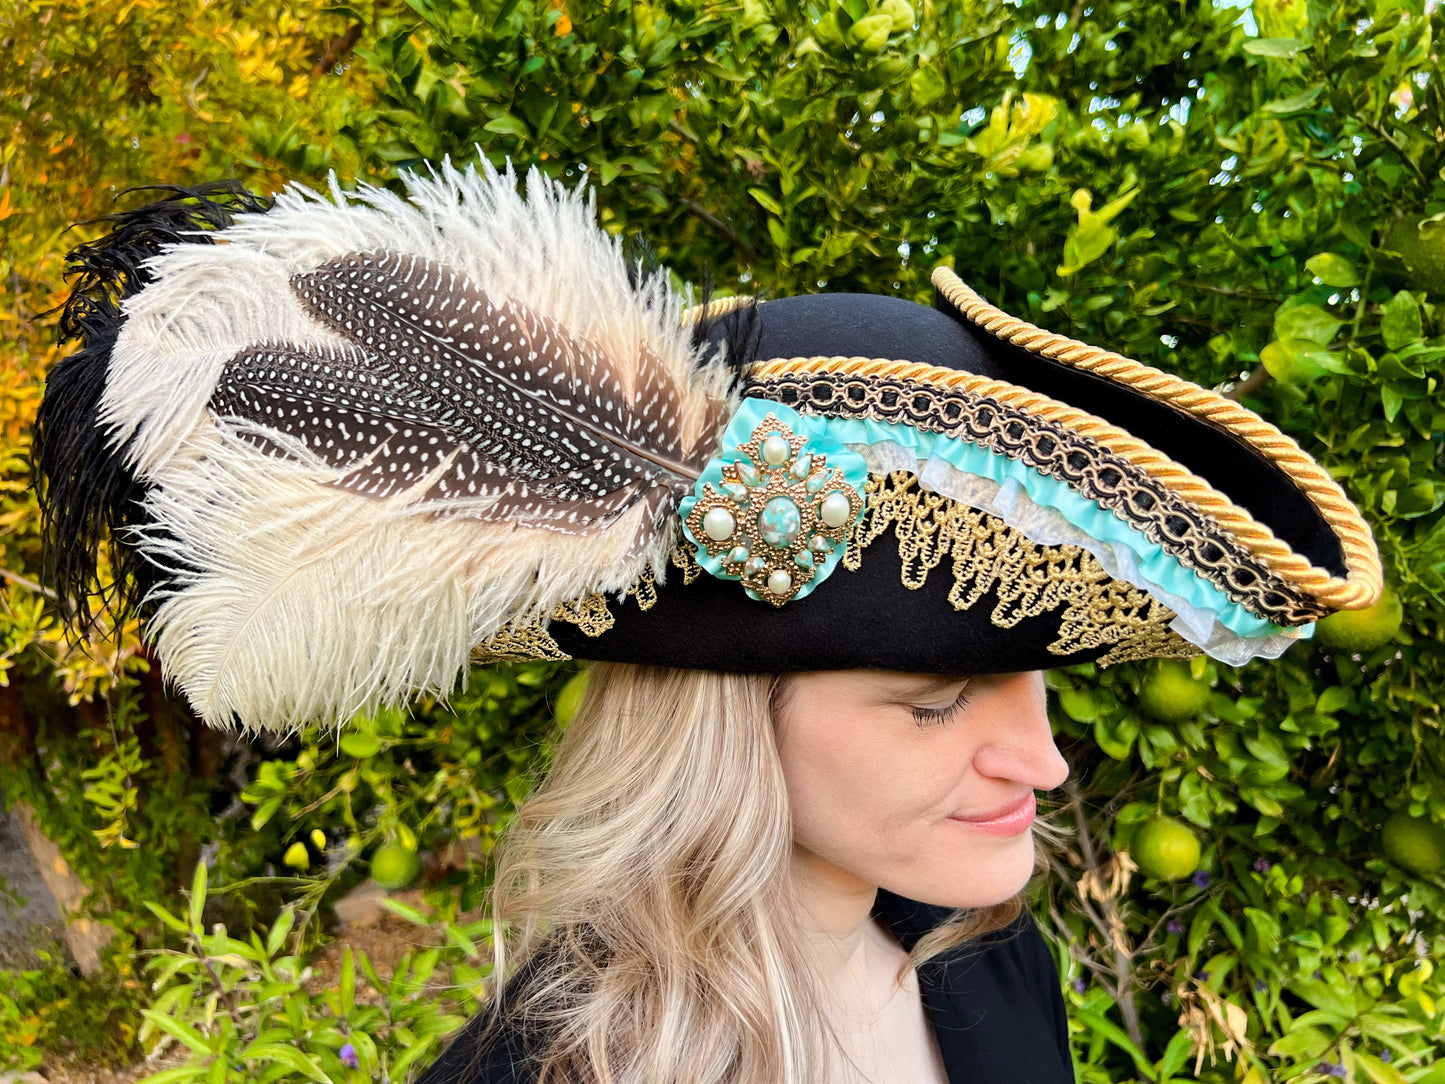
910, 683, 972, 727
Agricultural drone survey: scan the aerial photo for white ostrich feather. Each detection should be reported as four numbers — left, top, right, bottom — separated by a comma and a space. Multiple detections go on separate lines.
98, 162, 736, 730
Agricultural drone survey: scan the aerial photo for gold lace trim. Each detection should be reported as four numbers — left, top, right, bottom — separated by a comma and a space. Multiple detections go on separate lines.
469, 476, 1197, 666
849, 473, 1196, 664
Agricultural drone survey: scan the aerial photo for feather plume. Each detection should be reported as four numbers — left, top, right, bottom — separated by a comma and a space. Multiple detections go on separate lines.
41, 163, 737, 730
33, 182, 273, 630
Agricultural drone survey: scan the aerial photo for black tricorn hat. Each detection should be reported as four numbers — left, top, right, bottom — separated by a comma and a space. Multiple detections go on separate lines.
34, 165, 1381, 731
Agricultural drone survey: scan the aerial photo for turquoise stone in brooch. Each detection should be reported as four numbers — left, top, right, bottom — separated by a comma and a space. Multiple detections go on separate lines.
679, 404, 867, 606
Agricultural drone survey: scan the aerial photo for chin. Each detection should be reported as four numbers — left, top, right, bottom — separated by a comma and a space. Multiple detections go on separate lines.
894, 835, 1039, 910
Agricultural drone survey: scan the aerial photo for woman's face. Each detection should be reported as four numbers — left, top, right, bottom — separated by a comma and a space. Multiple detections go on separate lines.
774, 669, 1069, 909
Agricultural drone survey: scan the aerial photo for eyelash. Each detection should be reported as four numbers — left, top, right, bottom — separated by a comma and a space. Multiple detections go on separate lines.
910, 686, 972, 727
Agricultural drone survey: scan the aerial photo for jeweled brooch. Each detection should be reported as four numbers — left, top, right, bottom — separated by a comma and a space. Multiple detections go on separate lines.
681, 411, 865, 606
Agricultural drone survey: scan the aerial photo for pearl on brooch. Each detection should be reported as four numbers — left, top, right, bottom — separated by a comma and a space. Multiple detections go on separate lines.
703, 507, 736, 541
767, 569, 793, 595
819, 491, 851, 529
761, 434, 791, 466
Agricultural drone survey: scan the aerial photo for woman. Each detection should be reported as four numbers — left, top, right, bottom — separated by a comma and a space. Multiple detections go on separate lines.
421, 665, 1073, 1082
35, 163, 1381, 1082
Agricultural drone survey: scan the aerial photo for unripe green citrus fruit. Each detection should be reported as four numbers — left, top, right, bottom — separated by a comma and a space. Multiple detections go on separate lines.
1380, 810, 1445, 876
1132, 815, 1201, 881
1384, 217, 1445, 298
370, 842, 422, 890
1138, 660, 1210, 722
1314, 588, 1403, 653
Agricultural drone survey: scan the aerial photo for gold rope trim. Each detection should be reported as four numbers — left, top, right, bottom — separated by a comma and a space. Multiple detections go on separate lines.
930, 266, 1382, 611
682, 295, 755, 324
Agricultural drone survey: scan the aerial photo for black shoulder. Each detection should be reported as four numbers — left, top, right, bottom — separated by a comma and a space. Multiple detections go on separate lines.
413, 1007, 537, 1084
877, 890, 1074, 1081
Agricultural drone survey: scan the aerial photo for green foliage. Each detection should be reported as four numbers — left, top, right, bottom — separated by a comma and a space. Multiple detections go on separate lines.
137, 863, 484, 1082
2, 0, 1444, 1079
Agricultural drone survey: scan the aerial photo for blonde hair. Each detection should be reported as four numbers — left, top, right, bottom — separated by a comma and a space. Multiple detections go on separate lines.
484, 664, 1026, 1083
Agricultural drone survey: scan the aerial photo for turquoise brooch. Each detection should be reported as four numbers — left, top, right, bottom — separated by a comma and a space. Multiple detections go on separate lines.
680, 407, 866, 606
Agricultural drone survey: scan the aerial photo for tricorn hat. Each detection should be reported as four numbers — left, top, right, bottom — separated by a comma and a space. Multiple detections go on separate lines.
35, 164, 1382, 731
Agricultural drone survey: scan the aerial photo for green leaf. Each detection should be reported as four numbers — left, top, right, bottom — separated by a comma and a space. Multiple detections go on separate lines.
1305, 253, 1361, 287
249, 795, 283, 832
482, 113, 531, 139
1380, 290, 1422, 350
1274, 304, 1343, 344
266, 907, 295, 958
1268, 1026, 1332, 1058
145, 900, 192, 934
340, 947, 356, 1015
1263, 85, 1324, 114
340, 732, 382, 758
381, 898, 429, 925
1381, 383, 1405, 422
188, 860, 208, 932
748, 187, 782, 215
1073, 1008, 1153, 1074
1261, 338, 1331, 382
140, 1009, 214, 1055
240, 1043, 331, 1082
1289, 976, 1356, 1019
1355, 1051, 1409, 1084
1243, 37, 1305, 57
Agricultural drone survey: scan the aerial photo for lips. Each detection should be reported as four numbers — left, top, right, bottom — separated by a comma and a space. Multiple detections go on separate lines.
947, 792, 1037, 836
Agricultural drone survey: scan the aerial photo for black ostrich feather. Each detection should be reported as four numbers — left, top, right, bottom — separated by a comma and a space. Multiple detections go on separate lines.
32, 181, 272, 632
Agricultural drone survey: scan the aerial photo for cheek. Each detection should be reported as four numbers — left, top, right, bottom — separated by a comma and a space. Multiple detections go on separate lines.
778, 717, 958, 854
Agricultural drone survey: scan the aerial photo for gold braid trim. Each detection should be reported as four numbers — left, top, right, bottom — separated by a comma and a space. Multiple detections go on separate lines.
847, 473, 1197, 665
930, 266, 1382, 611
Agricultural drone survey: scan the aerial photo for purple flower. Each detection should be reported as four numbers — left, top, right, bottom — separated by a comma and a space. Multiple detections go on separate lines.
1072, 977, 1087, 994
1192, 869, 1211, 889
1255, 979, 1267, 992
339, 1043, 359, 1069
1167, 919, 1185, 935
1380, 1050, 1392, 1064
1253, 857, 1272, 873
1314, 1062, 1346, 1078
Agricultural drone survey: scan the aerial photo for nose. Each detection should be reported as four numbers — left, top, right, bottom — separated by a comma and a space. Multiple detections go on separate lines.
971, 672, 1070, 791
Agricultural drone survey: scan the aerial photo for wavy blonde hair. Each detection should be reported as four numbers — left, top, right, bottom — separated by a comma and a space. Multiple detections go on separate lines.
484, 663, 1028, 1083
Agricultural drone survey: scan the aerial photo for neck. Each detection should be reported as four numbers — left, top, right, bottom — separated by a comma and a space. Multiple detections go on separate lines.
789, 844, 894, 988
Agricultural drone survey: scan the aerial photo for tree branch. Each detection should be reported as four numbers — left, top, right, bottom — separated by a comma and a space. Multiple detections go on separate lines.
1223, 366, 1271, 401
676, 195, 760, 265
1065, 778, 1152, 1068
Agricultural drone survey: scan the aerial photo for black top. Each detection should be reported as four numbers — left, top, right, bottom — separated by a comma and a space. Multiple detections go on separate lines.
415, 891, 1076, 1083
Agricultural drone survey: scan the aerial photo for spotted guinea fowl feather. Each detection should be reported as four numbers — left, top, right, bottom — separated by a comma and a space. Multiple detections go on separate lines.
210, 250, 712, 558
